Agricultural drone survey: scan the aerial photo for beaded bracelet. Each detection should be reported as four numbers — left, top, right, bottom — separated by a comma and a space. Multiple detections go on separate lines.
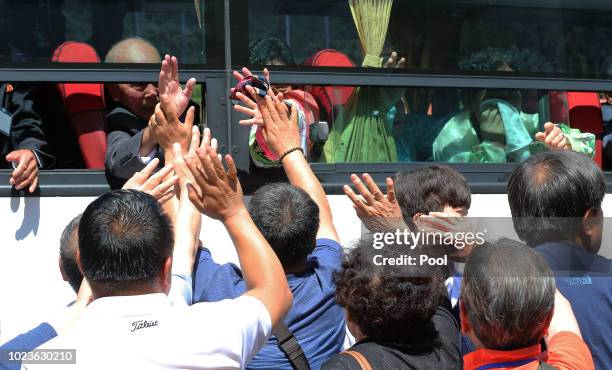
279, 147, 304, 163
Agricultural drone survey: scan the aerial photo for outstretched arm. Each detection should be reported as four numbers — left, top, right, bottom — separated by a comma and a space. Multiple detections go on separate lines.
255, 91, 340, 242
184, 147, 292, 326
343, 173, 407, 232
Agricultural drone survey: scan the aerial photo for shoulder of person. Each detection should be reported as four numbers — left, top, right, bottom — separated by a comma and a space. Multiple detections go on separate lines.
105, 106, 146, 132
321, 349, 367, 370
309, 238, 344, 271
314, 238, 343, 254
106, 106, 141, 121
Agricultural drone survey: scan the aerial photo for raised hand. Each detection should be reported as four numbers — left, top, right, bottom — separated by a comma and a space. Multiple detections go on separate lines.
230, 66, 270, 96
256, 93, 300, 157
343, 173, 406, 232
149, 94, 195, 153
6, 149, 39, 193
184, 146, 244, 222
158, 55, 196, 117
231, 67, 284, 126
417, 212, 477, 262
535, 122, 571, 151
122, 157, 178, 204
382, 51, 406, 69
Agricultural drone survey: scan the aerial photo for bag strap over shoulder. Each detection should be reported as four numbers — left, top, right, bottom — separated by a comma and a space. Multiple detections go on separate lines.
342, 350, 373, 370
273, 323, 311, 370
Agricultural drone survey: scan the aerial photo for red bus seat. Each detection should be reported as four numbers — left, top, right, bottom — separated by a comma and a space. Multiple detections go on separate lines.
52, 41, 107, 169
548, 91, 603, 167
567, 92, 603, 167
302, 49, 356, 128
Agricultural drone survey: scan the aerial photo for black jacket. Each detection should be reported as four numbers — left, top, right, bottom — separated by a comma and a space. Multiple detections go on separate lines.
322, 299, 461, 370
104, 105, 165, 189
0, 83, 54, 169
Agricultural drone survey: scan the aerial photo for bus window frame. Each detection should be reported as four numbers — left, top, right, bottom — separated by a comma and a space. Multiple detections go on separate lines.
0, 0, 611, 197
0, 68, 610, 196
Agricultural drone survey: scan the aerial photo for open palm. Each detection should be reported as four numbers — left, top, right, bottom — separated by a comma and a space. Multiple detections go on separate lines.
158, 54, 196, 117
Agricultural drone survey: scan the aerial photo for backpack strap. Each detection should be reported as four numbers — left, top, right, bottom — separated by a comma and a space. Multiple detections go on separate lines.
342, 350, 373, 370
273, 323, 311, 370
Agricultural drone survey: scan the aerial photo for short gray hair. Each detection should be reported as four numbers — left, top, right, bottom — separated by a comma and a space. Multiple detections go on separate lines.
461, 238, 555, 350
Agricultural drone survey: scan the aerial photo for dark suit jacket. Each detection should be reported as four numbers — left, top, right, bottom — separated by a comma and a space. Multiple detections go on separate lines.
104, 106, 165, 189
0, 83, 54, 168
104, 102, 200, 189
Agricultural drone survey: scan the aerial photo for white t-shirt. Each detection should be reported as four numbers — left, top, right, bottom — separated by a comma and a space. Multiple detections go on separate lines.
30, 293, 271, 369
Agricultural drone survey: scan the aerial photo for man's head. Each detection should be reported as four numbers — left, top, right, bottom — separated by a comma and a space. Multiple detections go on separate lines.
248, 183, 319, 270
507, 151, 605, 252
59, 214, 83, 293
460, 238, 555, 350
335, 236, 447, 342
78, 190, 174, 298
105, 37, 161, 120
395, 165, 471, 228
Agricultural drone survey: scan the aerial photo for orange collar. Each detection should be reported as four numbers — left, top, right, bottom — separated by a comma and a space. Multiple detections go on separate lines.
463, 344, 542, 370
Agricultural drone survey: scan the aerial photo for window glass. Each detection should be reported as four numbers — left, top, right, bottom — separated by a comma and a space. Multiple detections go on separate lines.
0, 0, 223, 67
0, 81, 204, 170
238, 83, 610, 168
233, 0, 612, 79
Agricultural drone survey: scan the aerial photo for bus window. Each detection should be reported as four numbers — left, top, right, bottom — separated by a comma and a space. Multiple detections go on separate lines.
231, 0, 611, 80
234, 85, 611, 169
0, 81, 204, 172
0, 0, 223, 67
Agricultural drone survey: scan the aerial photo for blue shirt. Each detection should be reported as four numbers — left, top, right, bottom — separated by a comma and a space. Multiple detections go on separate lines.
535, 241, 612, 370
193, 238, 346, 370
0, 323, 57, 370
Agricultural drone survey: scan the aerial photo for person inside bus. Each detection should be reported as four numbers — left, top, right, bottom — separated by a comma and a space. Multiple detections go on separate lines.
322, 237, 461, 369
461, 238, 595, 370
507, 150, 612, 370
104, 38, 197, 188
1, 83, 55, 193
232, 39, 323, 167
192, 93, 345, 369
431, 49, 595, 163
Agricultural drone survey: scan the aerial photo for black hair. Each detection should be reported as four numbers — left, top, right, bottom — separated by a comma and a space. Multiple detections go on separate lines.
507, 151, 605, 246
335, 236, 447, 342
78, 190, 173, 296
59, 214, 83, 293
249, 37, 296, 66
462, 238, 555, 350
248, 183, 319, 268
395, 165, 471, 228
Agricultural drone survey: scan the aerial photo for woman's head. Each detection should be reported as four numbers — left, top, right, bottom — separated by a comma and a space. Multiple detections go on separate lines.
335, 236, 448, 342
